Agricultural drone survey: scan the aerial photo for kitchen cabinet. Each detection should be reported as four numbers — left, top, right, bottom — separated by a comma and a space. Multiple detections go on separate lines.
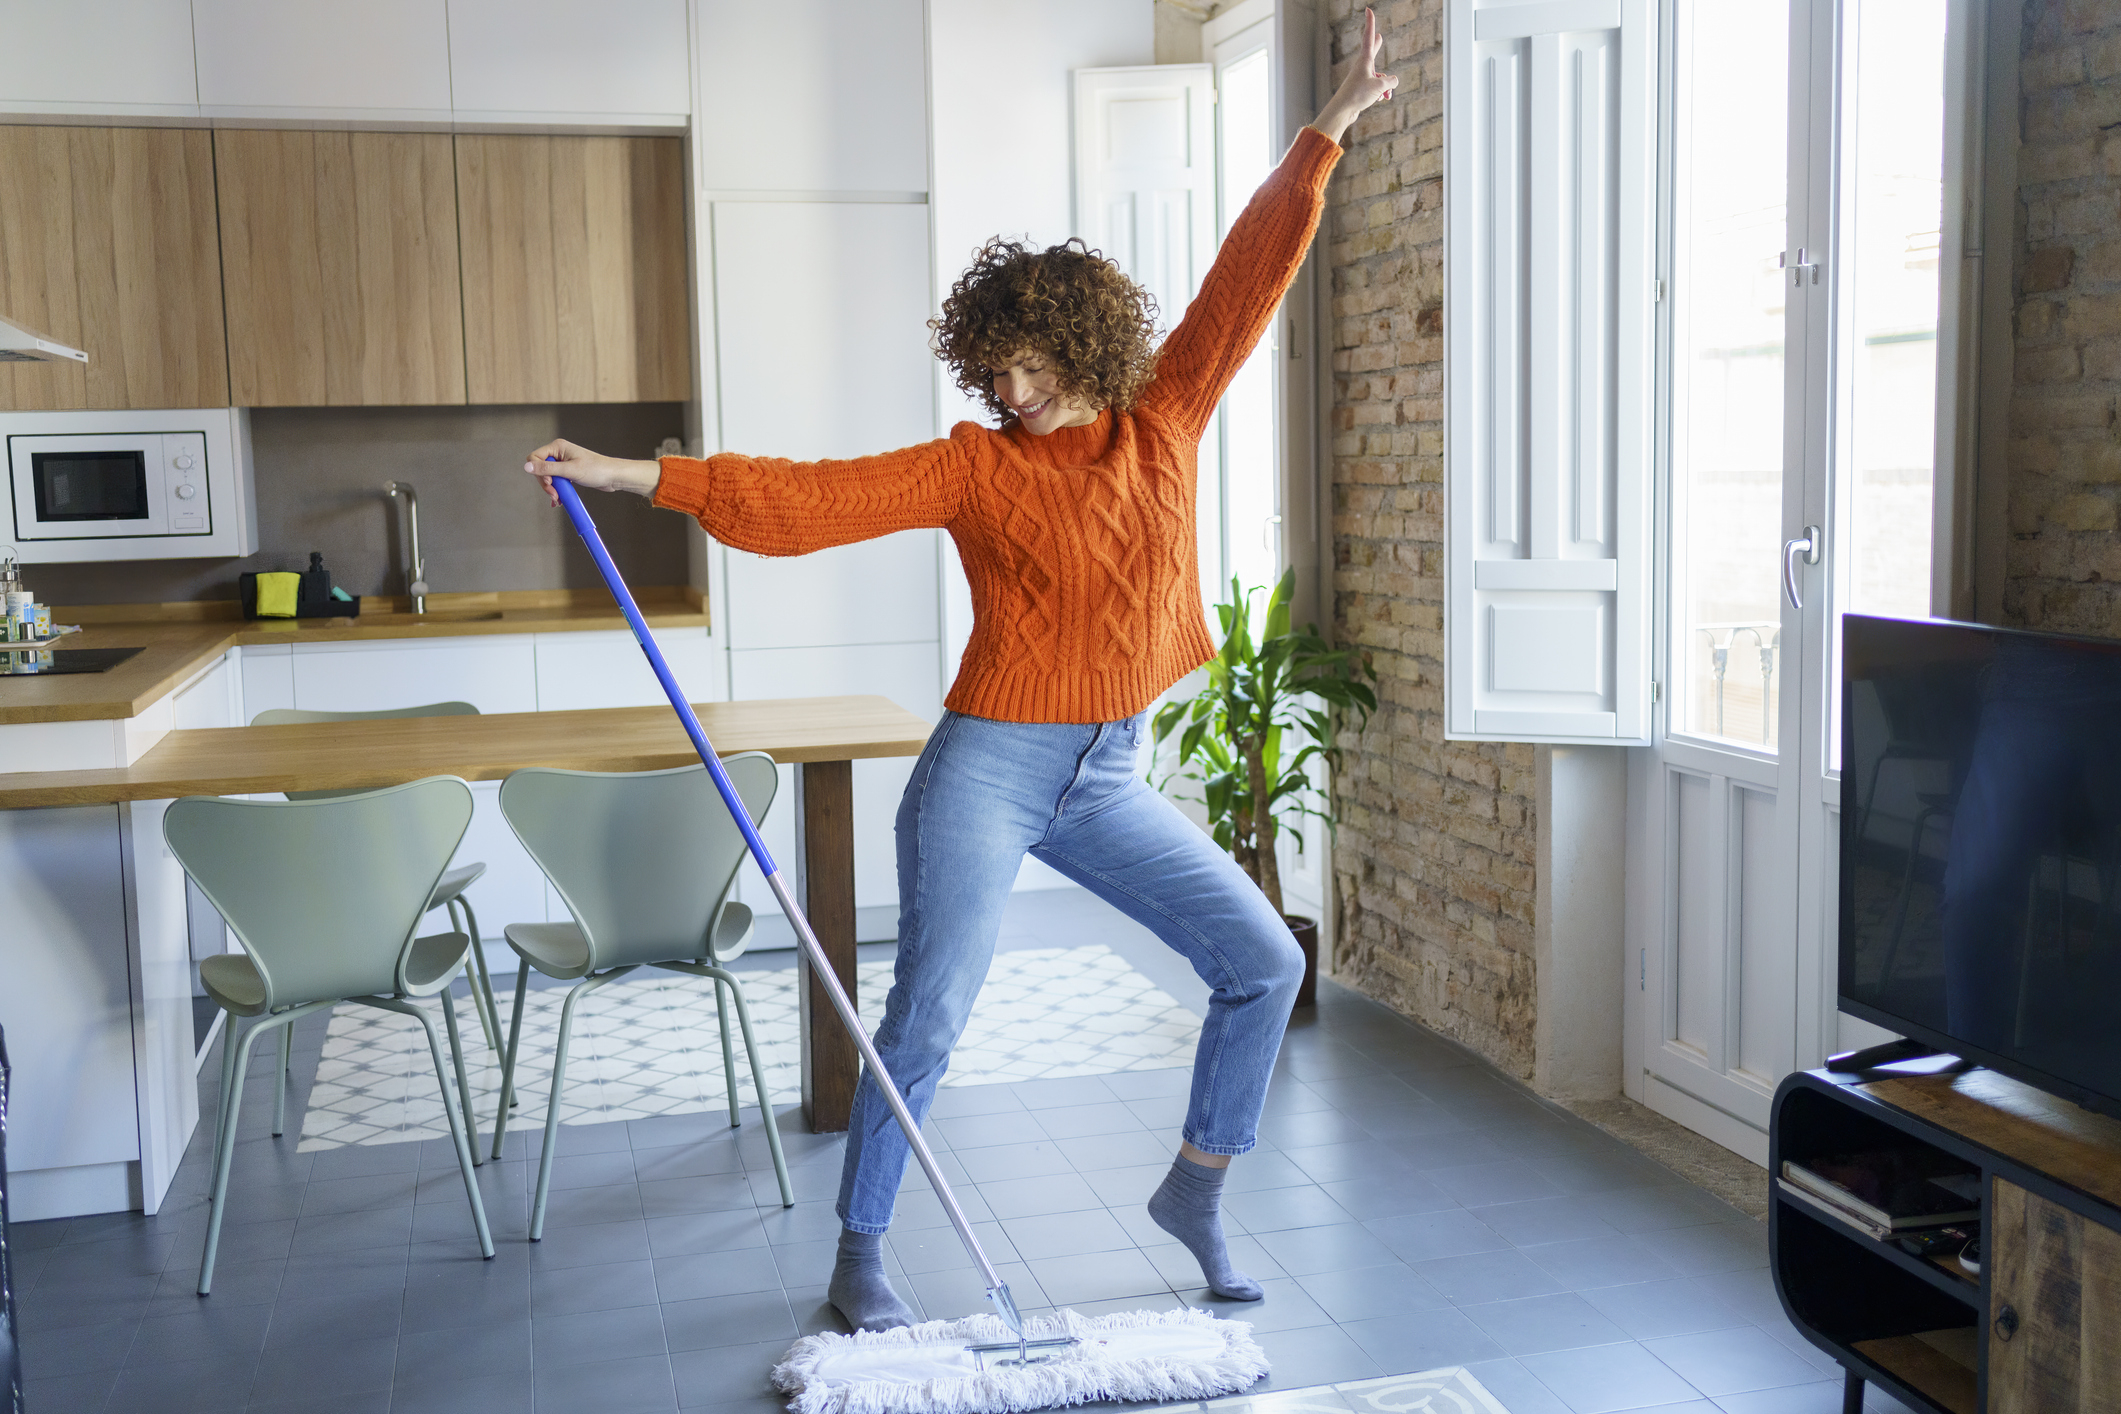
191, 0, 453, 120
448, 0, 689, 127
532, 628, 714, 713
1, 0, 199, 116
215, 129, 467, 408
695, 0, 928, 193
286, 635, 538, 717
0, 125, 228, 411
457, 134, 692, 405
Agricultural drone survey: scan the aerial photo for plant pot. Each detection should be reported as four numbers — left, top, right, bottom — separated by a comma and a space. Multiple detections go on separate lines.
1285, 915, 1318, 1009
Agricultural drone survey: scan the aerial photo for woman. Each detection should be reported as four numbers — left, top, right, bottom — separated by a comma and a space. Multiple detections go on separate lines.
528, 12, 1395, 1330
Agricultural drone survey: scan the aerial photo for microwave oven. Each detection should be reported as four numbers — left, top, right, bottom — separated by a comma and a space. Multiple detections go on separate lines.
0, 408, 256, 562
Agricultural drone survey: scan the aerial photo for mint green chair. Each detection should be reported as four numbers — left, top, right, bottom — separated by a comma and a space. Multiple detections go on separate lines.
251, 702, 504, 1056
494, 756, 794, 1239
166, 777, 495, 1294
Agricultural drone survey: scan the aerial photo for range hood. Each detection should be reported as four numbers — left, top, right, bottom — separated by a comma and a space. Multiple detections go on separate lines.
0, 315, 88, 364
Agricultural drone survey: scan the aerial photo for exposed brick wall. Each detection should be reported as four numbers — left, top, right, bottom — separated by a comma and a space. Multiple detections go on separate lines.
2006, 0, 2121, 631
1323, 0, 1539, 1079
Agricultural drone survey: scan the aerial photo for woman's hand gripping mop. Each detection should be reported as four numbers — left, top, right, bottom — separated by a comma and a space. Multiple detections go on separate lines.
552, 475, 1268, 1413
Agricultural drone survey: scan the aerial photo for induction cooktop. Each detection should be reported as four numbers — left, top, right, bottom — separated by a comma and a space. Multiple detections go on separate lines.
0, 646, 145, 675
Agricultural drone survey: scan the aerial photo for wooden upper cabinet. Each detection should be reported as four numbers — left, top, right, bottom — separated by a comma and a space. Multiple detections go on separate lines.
215, 129, 466, 406
0, 125, 229, 411
457, 135, 691, 404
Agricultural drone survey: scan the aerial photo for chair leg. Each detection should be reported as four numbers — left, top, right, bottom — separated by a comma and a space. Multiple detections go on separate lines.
712, 976, 740, 1129
530, 972, 619, 1241
709, 965, 793, 1208
439, 987, 482, 1167
199, 1012, 280, 1294
271, 1020, 292, 1138
364, 996, 494, 1260
209, 1012, 239, 1198
492, 957, 531, 1161
452, 895, 503, 1053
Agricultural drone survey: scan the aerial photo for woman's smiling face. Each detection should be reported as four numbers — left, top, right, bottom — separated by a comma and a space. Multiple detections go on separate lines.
987, 353, 1103, 434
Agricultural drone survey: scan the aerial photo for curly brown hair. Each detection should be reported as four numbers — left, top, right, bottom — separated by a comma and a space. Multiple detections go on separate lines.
930, 237, 1160, 423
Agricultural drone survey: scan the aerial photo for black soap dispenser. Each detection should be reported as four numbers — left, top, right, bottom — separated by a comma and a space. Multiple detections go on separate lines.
299, 552, 359, 618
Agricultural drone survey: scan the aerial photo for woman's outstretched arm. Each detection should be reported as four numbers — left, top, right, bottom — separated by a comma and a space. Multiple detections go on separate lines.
1140, 8, 1397, 437
526, 433, 972, 557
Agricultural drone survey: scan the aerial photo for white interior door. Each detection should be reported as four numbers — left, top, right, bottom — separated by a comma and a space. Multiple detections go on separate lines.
1630, 0, 1950, 1161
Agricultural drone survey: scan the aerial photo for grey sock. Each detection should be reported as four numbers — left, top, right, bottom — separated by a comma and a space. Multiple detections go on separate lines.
1148, 1154, 1261, 1301
827, 1228, 916, 1332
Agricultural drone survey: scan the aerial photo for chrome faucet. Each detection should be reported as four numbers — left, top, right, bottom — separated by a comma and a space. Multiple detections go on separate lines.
384, 481, 429, 613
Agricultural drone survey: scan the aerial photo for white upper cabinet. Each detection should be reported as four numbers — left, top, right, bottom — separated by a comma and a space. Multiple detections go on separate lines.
448, 0, 689, 127
0, 0, 198, 115
194, 0, 453, 119
694, 0, 926, 192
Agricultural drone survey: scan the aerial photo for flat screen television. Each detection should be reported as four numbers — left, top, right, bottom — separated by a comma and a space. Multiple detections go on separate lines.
1841, 613, 2121, 1119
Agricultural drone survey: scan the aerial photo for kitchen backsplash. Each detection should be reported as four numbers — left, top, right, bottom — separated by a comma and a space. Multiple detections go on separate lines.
32, 403, 690, 605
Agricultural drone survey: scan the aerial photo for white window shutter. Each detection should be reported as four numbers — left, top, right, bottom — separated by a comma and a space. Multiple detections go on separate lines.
1445, 0, 1653, 744
1073, 65, 1216, 326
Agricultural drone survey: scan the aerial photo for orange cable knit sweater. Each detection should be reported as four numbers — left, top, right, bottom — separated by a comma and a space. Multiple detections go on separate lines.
654, 127, 1342, 724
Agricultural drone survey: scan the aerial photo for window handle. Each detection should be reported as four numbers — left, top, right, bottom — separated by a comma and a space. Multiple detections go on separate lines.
1783, 526, 1821, 610
1780, 246, 1821, 286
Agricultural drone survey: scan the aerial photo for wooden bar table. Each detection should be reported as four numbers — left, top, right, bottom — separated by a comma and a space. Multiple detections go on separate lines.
0, 694, 931, 1134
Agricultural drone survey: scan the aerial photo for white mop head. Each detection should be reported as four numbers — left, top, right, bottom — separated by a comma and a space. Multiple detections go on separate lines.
773, 1306, 1270, 1414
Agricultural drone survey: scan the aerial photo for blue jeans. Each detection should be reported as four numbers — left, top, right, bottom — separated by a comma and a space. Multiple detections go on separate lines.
834, 709, 1304, 1234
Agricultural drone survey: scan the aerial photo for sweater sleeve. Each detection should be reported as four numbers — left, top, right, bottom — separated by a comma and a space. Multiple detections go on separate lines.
1140, 126, 1342, 439
651, 431, 972, 557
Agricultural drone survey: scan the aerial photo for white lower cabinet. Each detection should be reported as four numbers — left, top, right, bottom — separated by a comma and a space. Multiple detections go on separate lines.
288, 635, 539, 716
532, 627, 713, 712
726, 640, 944, 922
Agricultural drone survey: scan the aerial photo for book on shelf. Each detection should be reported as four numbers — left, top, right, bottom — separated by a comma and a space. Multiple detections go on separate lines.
1780, 1152, 1981, 1233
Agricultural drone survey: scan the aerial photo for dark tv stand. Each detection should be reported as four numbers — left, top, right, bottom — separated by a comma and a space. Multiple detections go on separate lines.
1824, 1038, 1945, 1073
1770, 1063, 2121, 1412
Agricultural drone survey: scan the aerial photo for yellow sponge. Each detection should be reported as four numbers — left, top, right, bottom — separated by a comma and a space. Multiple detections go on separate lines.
254, 572, 301, 618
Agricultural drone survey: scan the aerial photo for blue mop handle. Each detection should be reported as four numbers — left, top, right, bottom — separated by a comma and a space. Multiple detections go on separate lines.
550, 472, 776, 875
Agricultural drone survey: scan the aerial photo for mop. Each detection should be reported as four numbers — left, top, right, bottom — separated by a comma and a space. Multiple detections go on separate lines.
550, 475, 1269, 1414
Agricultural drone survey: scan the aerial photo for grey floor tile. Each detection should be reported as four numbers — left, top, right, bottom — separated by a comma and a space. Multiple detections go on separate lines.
1363, 1209, 1511, 1263
1635, 1222, 1770, 1277
534, 1302, 670, 1369
662, 1289, 800, 1352
531, 1257, 661, 1318
1255, 1109, 1376, 1151
264, 1287, 403, 1347
905, 1259, 1050, 1317
1248, 1323, 1384, 1391
388, 1371, 535, 1414
127, 1302, 274, 1367
1641, 1326, 1822, 1398
1412, 1249, 1572, 1306
1023, 1250, 1169, 1306
927, 1085, 1030, 1119
1471, 1197, 1627, 1249
1054, 1130, 1174, 1172
1097, 1068, 1194, 1102
250, 1332, 398, 1403
754, 1201, 844, 1246
1034, 1101, 1148, 1139
1578, 1278, 1750, 1340
1519, 1340, 1705, 1414
668, 1338, 791, 1408
534, 1352, 679, 1413
640, 1172, 758, 1218
1713, 1383, 1855, 1414
1313, 1172, 1457, 1221
248, 1389, 393, 1413
647, 1209, 772, 1257
1221, 1152, 1314, 1193
1083, 1162, 1170, 1208
1222, 1184, 1357, 1234
22, 1316, 139, 1376
655, 1246, 785, 1301
635, 1143, 749, 1184
935, 1110, 1049, 1150
536, 1179, 648, 1229
1252, 1223, 1401, 1278
1339, 1304, 1506, 1369
287, 1205, 415, 1256
887, 1184, 996, 1229
546, 1148, 642, 1190
890, 1221, 1019, 1274
1180, 1275, 1333, 1331
999, 1207, 1137, 1260
1139, 1236, 1285, 1292
104, 1353, 262, 1414
1293, 1261, 1452, 1323
980, 1172, 1107, 1219
1009, 1075, 1125, 1110
1460, 1291, 1632, 1357
957, 1140, 1078, 1184
1460, 1358, 1578, 1414
1687, 1266, 1787, 1327
528, 1216, 653, 1270
1426, 1160, 1567, 1208
394, 1316, 531, 1384
1586, 1184, 1751, 1234
1521, 1235, 1685, 1290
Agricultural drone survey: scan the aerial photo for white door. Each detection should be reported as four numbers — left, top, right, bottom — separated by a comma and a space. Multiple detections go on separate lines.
1630, 0, 1951, 1159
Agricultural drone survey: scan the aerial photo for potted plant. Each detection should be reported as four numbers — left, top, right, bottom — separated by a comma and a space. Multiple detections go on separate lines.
1149, 570, 1376, 1006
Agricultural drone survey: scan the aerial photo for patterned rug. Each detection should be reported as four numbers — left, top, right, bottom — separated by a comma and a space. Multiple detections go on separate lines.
295, 945, 1202, 1151
1204, 1369, 1510, 1414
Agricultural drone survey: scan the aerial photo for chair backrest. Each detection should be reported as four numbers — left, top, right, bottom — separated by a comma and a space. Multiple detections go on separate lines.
165, 776, 475, 1009
250, 702, 480, 801
499, 755, 777, 971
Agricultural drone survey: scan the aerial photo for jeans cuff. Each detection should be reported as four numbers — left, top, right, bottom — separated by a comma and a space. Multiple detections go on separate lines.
835, 1211, 891, 1237
1180, 1134, 1256, 1158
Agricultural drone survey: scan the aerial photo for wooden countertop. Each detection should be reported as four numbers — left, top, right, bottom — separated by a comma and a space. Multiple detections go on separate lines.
0, 695, 933, 808
0, 588, 709, 726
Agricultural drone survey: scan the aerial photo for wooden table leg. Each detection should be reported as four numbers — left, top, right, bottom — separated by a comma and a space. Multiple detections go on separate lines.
794, 759, 859, 1132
